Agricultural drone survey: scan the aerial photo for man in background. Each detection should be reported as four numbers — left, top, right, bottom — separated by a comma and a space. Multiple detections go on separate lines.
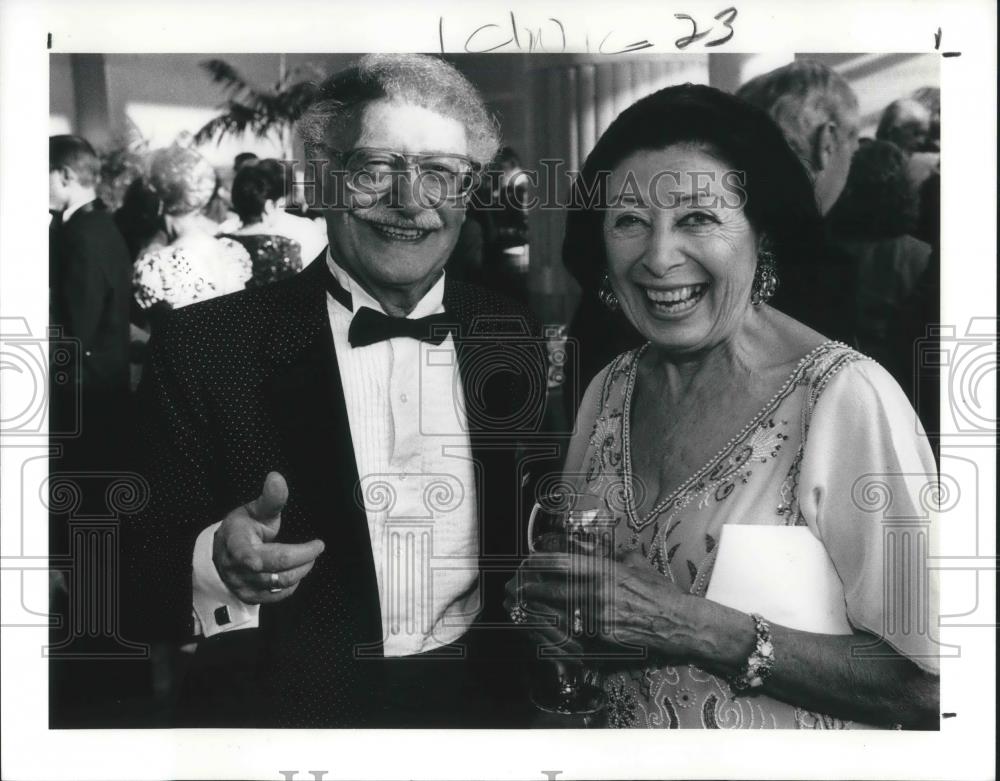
49, 134, 135, 722
876, 97, 933, 154
737, 60, 861, 344
49, 134, 132, 469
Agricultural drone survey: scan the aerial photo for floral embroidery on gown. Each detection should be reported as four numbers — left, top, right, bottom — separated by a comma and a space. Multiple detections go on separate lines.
579, 341, 882, 729
133, 237, 252, 311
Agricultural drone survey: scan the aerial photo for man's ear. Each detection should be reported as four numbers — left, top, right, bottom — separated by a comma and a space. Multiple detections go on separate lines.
811, 122, 838, 173
58, 166, 76, 186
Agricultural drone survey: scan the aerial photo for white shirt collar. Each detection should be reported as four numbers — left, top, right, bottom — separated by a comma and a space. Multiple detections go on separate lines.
61, 196, 96, 224
325, 248, 446, 319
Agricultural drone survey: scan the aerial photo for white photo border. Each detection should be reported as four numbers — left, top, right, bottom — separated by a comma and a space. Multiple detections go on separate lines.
1, 1, 995, 779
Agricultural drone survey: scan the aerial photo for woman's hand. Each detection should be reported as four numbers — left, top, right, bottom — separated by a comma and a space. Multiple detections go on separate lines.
504, 553, 585, 661
505, 550, 710, 666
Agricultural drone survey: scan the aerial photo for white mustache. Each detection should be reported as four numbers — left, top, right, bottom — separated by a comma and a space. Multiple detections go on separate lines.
354, 206, 442, 231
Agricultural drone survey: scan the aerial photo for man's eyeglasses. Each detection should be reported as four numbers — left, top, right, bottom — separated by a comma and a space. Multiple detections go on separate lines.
331, 147, 481, 203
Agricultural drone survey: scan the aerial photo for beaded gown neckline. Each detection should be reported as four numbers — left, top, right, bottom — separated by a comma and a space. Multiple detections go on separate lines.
620, 340, 841, 532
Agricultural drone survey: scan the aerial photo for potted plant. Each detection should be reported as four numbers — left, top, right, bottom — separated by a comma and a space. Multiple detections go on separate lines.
193, 57, 323, 159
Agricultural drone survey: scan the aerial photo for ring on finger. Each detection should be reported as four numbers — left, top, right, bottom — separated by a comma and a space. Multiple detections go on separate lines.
509, 600, 529, 625
268, 572, 283, 593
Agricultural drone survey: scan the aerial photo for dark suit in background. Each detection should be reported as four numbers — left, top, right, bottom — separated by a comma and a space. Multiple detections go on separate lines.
49, 198, 138, 724
49, 198, 132, 471
51, 199, 131, 393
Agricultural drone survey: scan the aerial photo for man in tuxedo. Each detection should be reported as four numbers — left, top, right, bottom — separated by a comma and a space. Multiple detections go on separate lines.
49, 135, 132, 468
49, 135, 134, 720
122, 54, 549, 727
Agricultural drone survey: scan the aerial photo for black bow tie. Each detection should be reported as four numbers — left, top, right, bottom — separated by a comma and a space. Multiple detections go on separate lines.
348, 307, 455, 348
321, 261, 455, 348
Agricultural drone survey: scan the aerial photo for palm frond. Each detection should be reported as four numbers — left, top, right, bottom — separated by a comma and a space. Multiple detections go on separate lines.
193, 101, 262, 145
194, 58, 323, 150
200, 59, 259, 101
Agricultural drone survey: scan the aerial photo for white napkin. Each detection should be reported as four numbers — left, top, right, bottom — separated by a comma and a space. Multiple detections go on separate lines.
705, 525, 852, 634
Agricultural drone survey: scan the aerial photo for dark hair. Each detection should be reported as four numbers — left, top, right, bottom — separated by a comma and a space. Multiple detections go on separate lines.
49, 134, 100, 187
828, 139, 919, 239
234, 152, 259, 170
255, 159, 293, 200
563, 83, 825, 293
114, 176, 164, 260
231, 164, 284, 224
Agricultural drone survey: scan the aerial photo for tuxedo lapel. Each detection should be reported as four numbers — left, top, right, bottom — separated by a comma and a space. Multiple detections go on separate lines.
259, 257, 381, 627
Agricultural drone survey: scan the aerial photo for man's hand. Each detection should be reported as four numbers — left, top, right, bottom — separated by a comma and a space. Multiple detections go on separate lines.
212, 472, 325, 604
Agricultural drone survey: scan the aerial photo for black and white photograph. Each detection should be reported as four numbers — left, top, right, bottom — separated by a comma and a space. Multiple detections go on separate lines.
0, 1, 995, 779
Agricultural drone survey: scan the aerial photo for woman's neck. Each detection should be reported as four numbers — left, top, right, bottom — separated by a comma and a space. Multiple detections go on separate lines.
234, 216, 267, 235
645, 340, 752, 404
642, 311, 778, 404
166, 213, 212, 244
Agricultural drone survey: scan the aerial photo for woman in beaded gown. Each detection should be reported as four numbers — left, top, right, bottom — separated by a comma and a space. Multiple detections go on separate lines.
220, 162, 306, 289
507, 85, 939, 729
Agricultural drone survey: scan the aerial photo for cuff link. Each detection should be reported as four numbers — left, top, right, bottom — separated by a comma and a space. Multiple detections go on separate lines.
214, 605, 231, 626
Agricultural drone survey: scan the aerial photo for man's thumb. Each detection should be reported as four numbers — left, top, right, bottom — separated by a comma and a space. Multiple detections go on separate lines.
247, 471, 288, 528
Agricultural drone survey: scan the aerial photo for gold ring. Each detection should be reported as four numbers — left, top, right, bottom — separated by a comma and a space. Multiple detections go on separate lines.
268, 572, 283, 593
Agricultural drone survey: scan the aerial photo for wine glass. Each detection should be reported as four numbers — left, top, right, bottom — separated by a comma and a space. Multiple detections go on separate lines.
523, 490, 615, 727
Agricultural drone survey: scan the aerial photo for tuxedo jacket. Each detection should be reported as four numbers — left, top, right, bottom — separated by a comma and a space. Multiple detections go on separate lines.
50, 199, 131, 396
122, 256, 551, 727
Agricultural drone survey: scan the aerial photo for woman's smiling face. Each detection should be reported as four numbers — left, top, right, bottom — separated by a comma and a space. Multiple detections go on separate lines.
602, 143, 759, 356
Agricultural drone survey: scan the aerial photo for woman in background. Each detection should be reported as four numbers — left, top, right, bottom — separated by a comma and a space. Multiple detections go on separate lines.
253, 158, 328, 262
220, 163, 303, 288
132, 144, 251, 331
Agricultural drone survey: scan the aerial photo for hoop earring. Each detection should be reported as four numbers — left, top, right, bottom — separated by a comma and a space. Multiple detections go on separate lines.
598, 274, 620, 311
751, 246, 779, 306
